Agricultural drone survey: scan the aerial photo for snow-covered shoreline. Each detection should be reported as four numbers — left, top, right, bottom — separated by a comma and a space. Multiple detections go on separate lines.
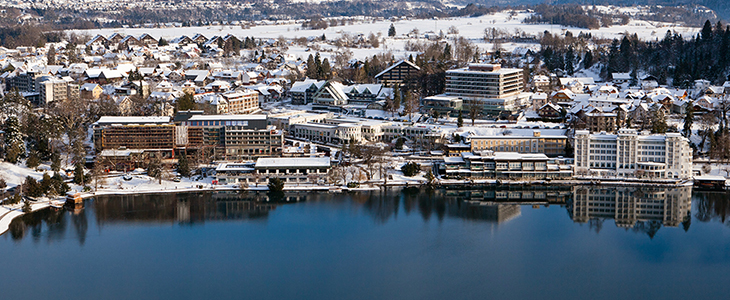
0, 202, 51, 236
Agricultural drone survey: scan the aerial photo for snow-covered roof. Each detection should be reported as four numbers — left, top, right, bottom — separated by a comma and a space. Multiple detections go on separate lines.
187, 114, 266, 121
374, 59, 420, 79
255, 157, 330, 168
95, 116, 171, 125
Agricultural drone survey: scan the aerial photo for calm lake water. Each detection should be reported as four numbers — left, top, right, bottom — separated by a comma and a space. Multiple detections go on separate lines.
2, 186, 730, 300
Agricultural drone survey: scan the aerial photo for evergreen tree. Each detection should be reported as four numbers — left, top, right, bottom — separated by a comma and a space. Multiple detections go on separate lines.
400, 162, 420, 177
314, 52, 323, 79
392, 85, 401, 111
147, 154, 163, 184
683, 104, 695, 138
26, 150, 40, 169
176, 92, 196, 112
267, 177, 285, 193
651, 109, 668, 134
443, 43, 452, 61
457, 110, 464, 128
583, 50, 594, 70
306, 54, 316, 78
321, 58, 332, 80
3, 116, 26, 164
177, 153, 191, 177
46, 46, 56, 65
565, 47, 575, 76
51, 151, 61, 172
388, 23, 396, 37
73, 161, 85, 185
701, 20, 713, 41
23, 176, 43, 197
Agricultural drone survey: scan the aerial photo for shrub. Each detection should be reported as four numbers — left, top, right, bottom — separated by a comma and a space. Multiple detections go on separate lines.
267, 177, 285, 193
401, 162, 420, 177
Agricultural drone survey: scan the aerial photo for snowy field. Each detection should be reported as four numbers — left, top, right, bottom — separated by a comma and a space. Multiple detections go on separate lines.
69, 11, 700, 61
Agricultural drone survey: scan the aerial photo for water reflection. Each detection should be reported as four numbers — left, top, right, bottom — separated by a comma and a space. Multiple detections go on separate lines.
694, 191, 730, 226
5, 185, 729, 243
569, 186, 693, 237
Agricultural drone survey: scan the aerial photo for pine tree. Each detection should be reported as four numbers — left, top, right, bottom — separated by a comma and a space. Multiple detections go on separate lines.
321, 58, 332, 80
306, 54, 316, 78
457, 110, 464, 128
392, 85, 401, 111
177, 153, 191, 177
26, 150, 40, 169
46, 46, 56, 65
388, 23, 396, 37
565, 47, 575, 76
583, 50, 594, 70
683, 103, 694, 138
314, 52, 323, 79
443, 43, 452, 61
651, 109, 668, 134
176, 92, 196, 112
3, 116, 26, 164
73, 161, 85, 185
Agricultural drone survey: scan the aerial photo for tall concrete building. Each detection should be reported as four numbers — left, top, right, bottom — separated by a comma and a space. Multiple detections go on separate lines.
181, 115, 283, 161
445, 64, 524, 115
37, 76, 78, 105
426, 63, 526, 116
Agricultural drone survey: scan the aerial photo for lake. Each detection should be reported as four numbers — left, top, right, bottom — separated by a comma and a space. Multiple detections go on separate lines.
2, 185, 730, 300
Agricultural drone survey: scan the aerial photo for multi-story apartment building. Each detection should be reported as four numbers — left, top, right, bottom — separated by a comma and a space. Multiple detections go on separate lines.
289, 79, 324, 105
441, 63, 525, 115
6, 71, 40, 92
573, 129, 692, 179
37, 76, 78, 105
374, 60, 421, 86
470, 130, 568, 157
92, 116, 176, 160
571, 186, 692, 228
222, 89, 259, 114
181, 115, 283, 161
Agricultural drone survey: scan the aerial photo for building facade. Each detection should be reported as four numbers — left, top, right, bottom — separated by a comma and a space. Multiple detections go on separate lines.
181, 115, 283, 161
470, 131, 568, 157
443, 63, 524, 115
215, 157, 331, 186
573, 129, 692, 179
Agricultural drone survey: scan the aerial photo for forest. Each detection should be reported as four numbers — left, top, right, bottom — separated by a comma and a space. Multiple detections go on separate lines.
540, 20, 730, 86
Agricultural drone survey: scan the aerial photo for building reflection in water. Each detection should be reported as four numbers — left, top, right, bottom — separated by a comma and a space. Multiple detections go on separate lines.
2, 186, 715, 243
569, 186, 692, 237
357, 187, 575, 224
94, 192, 306, 226
4, 192, 307, 244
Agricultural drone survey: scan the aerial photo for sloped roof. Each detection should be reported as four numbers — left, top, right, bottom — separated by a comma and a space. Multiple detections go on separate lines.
374, 60, 420, 79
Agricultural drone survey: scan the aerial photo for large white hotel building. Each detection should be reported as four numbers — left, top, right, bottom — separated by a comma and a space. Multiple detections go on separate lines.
573, 129, 692, 179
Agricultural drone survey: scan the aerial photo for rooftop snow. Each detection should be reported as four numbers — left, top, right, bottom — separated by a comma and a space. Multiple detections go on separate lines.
255, 157, 330, 168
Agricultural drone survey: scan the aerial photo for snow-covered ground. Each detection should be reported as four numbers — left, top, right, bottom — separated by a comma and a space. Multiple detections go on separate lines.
69, 12, 700, 61
0, 161, 46, 189
0, 201, 51, 235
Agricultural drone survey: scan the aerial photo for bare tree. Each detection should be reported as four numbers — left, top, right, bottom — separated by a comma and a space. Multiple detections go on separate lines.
699, 112, 717, 153
403, 89, 419, 122
465, 98, 482, 126
91, 161, 106, 190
